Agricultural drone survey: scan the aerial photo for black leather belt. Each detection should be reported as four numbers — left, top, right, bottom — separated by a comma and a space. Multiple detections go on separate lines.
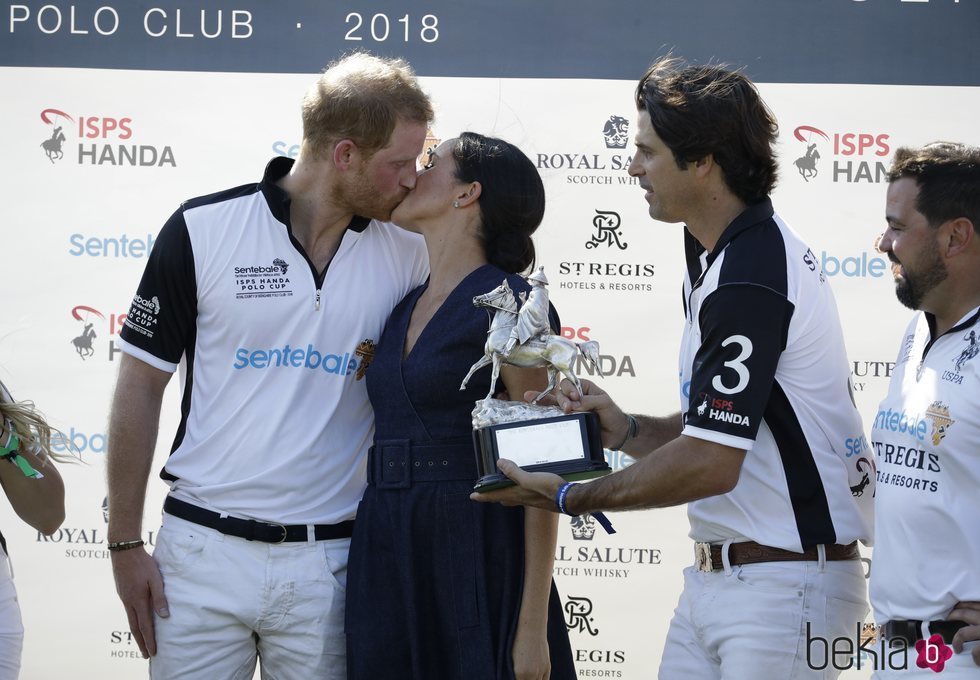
163, 497, 353, 543
367, 437, 477, 489
883, 619, 967, 645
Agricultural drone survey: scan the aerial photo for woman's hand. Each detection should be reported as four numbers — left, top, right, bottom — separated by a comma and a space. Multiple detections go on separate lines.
512, 618, 551, 680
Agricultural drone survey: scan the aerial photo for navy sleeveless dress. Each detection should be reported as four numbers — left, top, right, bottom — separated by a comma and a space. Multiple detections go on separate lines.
346, 264, 575, 679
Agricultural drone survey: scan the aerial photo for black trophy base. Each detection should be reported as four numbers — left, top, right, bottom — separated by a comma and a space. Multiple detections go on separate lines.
471, 411, 612, 493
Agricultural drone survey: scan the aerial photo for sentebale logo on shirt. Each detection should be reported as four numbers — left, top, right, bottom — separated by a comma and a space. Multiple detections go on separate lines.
233, 344, 357, 375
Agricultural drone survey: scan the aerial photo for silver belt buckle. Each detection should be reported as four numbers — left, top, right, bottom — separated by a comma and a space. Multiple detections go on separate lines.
695, 542, 714, 572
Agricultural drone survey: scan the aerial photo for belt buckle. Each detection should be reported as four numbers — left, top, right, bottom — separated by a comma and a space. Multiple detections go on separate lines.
376, 439, 412, 490
695, 542, 713, 572
269, 522, 288, 544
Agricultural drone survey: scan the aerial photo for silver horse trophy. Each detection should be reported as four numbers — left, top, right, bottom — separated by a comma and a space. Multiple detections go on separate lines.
462, 268, 612, 492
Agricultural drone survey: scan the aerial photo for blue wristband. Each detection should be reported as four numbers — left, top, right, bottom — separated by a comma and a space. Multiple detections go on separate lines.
555, 481, 616, 535
555, 482, 577, 516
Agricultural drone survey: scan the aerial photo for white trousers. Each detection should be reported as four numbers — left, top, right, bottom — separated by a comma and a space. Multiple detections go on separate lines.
0, 551, 23, 680
659, 551, 869, 680
149, 513, 349, 680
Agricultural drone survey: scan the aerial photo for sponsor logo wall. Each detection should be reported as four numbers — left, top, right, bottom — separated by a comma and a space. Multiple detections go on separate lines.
2, 2, 978, 678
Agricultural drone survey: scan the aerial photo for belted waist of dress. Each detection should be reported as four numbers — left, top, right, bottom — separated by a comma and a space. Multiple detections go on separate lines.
367, 437, 477, 488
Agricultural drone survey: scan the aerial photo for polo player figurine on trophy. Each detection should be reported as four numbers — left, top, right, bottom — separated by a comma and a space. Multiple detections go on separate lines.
461, 266, 612, 492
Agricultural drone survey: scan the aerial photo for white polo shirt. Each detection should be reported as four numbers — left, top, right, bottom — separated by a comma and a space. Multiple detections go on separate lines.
118, 157, 428, 524
679, 199, 874, 551
870, 306, 980, 623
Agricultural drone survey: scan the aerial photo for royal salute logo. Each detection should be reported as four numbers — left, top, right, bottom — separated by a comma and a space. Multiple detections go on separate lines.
570, 514, 597, 541
585, 210, 628, 250
601, 115, 629, 149
36, 497, 156, 561
535, 114, 637, 186
792, 124, 891, 184
38, 107, 177, 167
850, 359, 895, 394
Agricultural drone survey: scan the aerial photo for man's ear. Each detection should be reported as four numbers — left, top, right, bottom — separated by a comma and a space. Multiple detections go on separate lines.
333, 139, 358, 171
942, 217, 975, 259
692, 154, 714, 177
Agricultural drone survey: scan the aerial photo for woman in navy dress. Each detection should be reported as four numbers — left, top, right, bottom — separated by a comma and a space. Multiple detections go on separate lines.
346, 132, 575, 680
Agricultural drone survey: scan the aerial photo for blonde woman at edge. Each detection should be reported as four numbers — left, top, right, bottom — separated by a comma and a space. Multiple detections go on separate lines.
0, 380, 67, 679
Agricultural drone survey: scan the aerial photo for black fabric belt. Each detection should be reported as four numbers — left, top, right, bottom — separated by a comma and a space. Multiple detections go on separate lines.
367, 437, 477, 488
163, 497, 353, 543
883, 619, 968, 645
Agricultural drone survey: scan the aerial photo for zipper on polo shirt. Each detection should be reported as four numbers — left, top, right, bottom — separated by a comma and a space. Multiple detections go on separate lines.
315, 289, 321, 311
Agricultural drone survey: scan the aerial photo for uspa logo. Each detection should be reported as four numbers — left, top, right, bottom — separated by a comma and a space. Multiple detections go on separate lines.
69, 305, 127, 362
535, 115, 638, 187
954, 330, 979, 372
38, 107, 177, 167
793, 125, 890, 184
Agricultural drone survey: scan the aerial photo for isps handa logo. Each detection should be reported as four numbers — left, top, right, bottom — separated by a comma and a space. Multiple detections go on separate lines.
69, 305, 128, 362
39, 108, 176, 167
561, 326, 636, 378
792, 125, 890, 184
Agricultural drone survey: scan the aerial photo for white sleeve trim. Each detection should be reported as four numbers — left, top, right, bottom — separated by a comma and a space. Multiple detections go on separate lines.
682, 425, 754, 451
116, 337, 179, 374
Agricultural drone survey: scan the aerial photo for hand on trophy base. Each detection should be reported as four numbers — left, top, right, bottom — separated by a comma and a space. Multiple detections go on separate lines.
470, 398, 610, 493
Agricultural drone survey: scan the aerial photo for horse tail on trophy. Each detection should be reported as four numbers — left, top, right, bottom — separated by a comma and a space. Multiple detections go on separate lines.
576, 340, 601, 375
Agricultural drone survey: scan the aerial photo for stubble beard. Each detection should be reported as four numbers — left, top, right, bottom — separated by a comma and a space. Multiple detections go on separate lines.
891, 246, 948, 311
335, 168, 405, 222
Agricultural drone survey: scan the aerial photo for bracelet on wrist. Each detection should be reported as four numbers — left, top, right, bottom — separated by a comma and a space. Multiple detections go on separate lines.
555, 482, 578, 516
108, 539, 145, 552
0, 432, 43, 479
555, 482, 617, 535
610, 413, 638, 450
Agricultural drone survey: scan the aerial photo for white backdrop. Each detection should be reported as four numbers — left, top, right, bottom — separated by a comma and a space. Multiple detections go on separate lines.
1, 35, 979, 680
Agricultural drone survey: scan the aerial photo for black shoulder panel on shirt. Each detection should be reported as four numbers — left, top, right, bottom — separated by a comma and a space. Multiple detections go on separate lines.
181, 182, 260, 212
718, 218, 788, 297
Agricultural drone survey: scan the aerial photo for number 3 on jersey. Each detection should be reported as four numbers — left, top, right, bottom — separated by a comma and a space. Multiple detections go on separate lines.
711, 335, 753, 395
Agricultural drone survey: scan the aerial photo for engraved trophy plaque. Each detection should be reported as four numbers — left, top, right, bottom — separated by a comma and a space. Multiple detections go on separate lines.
462, 267, 611, 492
